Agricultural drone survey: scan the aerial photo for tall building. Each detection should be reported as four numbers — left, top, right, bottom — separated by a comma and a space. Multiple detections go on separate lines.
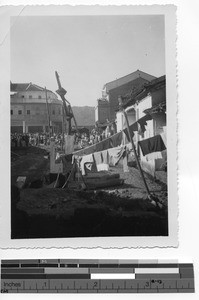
10, 82, 63, 133
96, 70, 156, 125
95, 98, 110, 125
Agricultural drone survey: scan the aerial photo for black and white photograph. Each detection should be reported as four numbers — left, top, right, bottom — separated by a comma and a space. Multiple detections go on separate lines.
2, 1, 199, 298
0, 5, 177, 247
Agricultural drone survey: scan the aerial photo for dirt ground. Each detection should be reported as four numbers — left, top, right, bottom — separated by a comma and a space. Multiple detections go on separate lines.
11, 146, 49, 186
11, 146, 168, 239
103, 165, 167, 205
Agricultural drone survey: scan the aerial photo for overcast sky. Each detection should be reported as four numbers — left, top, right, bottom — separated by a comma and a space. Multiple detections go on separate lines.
11, 15, 165, 106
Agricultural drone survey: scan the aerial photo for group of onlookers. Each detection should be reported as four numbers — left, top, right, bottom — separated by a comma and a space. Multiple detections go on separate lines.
11, 132, 66, 149
11, 132, 51, 148
11, 124, 116, 150
11, 133, 30, 148
75, 126, 116, 149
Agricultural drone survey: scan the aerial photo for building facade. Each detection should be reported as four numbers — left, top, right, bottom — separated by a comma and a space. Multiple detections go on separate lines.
118, 75, 167, 178
96, 70, 156, 125
10, 82, 63, 134
95, 98, 110, 125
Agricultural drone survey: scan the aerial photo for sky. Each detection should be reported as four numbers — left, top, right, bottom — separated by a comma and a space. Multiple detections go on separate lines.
11, 15, 165, 107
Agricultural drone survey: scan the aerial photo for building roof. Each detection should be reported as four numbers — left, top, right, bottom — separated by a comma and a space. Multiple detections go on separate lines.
103, 70, 156, 92
10, 82, 53, 93
122, 75, 166, 109
11, 83, 30, 92
141, 75, 165, 92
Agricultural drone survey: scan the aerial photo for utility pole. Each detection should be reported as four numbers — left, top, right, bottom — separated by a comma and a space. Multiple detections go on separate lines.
62, 106, 65, 151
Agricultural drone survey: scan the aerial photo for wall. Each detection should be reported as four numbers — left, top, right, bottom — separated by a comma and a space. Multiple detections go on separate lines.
107, 77, 150, 121
134, 92, 166, 177
125, 106, 136, 126
95, 100, 110, 124
134, 95, 154, 175
11, 90, 63, 133
95, 106, 98, 122
151, 86, 166, 107
116, 111, 123, 132
13, 90, 59, 101
116, 107, 136, 132
153, 113, 166, 136
134, 95, 150, 175
135, 94, 153, 140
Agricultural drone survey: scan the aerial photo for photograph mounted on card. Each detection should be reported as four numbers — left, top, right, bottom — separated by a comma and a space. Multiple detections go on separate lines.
0, 5, 177, 248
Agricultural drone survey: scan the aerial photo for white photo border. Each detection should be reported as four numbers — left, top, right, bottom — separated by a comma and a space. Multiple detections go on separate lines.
0, 4, 178, 248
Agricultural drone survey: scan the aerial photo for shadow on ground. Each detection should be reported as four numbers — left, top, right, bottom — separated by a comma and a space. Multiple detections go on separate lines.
11, 186, 168, 239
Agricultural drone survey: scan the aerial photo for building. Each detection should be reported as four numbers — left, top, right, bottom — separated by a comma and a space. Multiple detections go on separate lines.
95, 98, 110, 124
96, 70, 156, 125
118, 75, 166, 178
10, 82, 63, 134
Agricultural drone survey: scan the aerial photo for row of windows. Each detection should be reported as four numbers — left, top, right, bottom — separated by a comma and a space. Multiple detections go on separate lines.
10, 110, 30, 115
20, 95, 56, 100
20, 95, 42, 99
11, 109, 61, 115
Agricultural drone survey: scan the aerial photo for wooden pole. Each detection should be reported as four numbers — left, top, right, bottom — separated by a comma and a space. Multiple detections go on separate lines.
45, 87, 51, 136
55, 71, 78, 133
118, 96, 151, 198
62, 106, 65, 151
68, 104, 78, 132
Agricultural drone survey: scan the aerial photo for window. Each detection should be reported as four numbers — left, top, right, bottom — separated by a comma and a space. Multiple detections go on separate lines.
10, 109, 13, 115
52, 110, 55, 115
18, 110, 22, 115
27, 110, 30, 115
38, 95, 42, 99
29, 95, 32, 99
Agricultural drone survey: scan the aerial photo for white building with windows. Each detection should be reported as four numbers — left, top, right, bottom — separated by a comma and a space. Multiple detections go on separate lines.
10, 82, 63, 133
116, 75, 166, 177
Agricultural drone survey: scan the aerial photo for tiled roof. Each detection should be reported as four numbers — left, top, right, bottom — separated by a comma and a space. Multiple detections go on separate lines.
11, 83, 30, 92
103, 70, 156, 92
10, 82, 52, 93
26, 84, 44, 91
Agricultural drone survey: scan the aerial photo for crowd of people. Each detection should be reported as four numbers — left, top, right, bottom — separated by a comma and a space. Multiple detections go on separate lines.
11, 133, 30, 148
11, 124, 116, 150
75, 126, 115, 149
11, 132, 63, 149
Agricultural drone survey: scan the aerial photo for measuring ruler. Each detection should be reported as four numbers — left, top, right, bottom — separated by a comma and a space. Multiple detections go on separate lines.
1, 259, 194, 293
